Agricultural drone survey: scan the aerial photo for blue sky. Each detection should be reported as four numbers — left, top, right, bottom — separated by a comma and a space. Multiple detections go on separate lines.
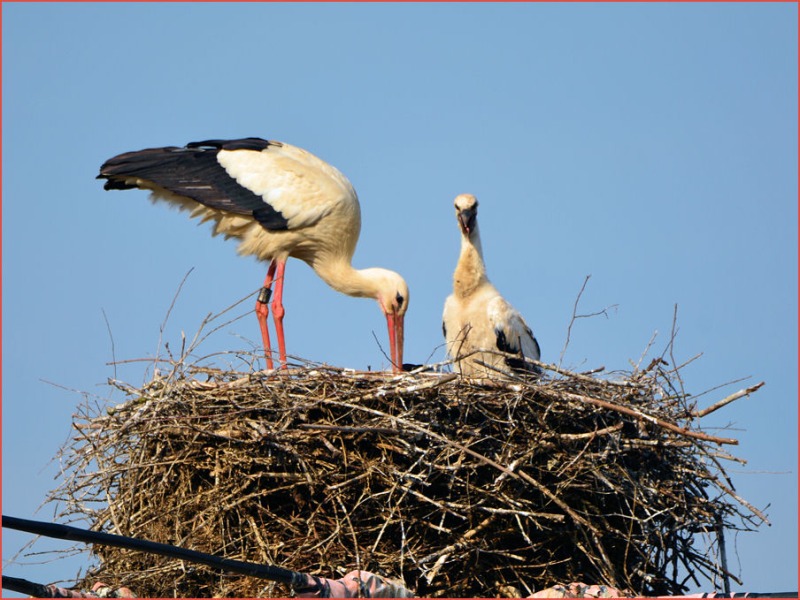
2, 2, 797, 597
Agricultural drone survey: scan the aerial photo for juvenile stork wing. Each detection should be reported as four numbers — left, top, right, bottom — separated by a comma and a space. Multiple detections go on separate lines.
98, 138, 356, 232
487, 296, 541, 368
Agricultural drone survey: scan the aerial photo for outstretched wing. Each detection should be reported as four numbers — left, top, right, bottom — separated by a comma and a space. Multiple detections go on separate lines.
98, 138, 357, 232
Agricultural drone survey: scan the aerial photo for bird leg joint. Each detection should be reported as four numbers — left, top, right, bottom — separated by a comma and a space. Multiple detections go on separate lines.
257, 287, 272, 305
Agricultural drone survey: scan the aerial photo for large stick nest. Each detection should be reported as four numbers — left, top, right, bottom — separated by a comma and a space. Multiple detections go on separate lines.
52, 353, 765, 598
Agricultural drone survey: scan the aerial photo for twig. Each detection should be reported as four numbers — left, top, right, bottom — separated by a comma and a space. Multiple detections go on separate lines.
559, 275, 618, 366
692, 382, 765, 418
156, 268, 194, 368
546, 389, 739, 446
421, 516, 495, 583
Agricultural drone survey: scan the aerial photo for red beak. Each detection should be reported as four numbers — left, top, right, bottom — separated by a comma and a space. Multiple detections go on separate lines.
386, 312, 405, 373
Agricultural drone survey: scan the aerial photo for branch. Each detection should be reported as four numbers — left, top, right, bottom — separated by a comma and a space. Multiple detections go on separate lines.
544, 389, 739, 445
692, 382, 765, 418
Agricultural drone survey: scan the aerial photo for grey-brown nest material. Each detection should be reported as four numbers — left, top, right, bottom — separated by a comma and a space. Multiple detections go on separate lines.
51, 354, 766, 598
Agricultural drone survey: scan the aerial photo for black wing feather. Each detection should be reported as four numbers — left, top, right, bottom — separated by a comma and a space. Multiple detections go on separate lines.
496, 328, 542, 374
98, 138, 289, 231
186, 138, 275, 152
494, 329, 519, 354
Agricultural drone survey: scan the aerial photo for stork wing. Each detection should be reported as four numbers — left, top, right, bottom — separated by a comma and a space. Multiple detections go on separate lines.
98, 138, 357, 232
486, 296, 541, 363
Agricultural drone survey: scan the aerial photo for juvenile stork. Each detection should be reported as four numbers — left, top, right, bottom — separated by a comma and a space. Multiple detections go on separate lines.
98, 138, 408, 372
442, 194, 541, 377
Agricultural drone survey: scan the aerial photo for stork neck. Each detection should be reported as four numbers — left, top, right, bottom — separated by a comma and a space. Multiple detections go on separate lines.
312, 257, 382, 299
453, 227, 488, 298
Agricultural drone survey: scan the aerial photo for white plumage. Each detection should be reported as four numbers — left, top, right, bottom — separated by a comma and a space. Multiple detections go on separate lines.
442, 194, 541, 376
98, 138, 408, 372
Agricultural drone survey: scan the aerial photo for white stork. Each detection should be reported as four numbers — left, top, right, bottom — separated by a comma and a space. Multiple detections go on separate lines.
98, 138, 408, 372
442, 194, 541, 377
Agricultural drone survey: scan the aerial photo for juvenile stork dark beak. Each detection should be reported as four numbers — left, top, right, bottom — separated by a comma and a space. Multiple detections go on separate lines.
458, 206, 477, 235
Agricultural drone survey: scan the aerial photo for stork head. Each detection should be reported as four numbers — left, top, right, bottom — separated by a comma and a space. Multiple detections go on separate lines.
370, 269, 409, 373
454, 194, 479, 236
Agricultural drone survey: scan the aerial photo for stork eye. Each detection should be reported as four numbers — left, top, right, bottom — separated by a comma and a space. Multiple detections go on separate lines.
395, 293, 405, 309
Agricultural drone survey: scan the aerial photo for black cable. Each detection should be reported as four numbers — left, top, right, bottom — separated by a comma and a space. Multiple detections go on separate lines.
2, 515, 312, 591
2, 575, 56, 597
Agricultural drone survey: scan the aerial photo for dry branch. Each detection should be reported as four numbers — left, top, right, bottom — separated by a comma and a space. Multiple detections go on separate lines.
691, 382, 765, 419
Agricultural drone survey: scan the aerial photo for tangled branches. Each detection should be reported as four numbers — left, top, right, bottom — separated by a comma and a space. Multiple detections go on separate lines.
50, 355, 765, 597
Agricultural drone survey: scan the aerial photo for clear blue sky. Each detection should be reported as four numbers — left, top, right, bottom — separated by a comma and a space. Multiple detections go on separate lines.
2, 3, 797, 597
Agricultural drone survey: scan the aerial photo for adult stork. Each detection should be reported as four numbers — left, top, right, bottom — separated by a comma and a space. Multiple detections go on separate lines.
442, 194, 541, 377
98, 138, 408, 372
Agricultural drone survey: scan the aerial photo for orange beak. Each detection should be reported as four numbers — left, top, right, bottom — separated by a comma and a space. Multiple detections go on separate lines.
386, 312, 405, 373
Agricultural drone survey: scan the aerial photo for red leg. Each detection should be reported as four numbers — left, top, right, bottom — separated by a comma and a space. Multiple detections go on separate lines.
271, 261, 288, 369
256, 261, 278, 369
